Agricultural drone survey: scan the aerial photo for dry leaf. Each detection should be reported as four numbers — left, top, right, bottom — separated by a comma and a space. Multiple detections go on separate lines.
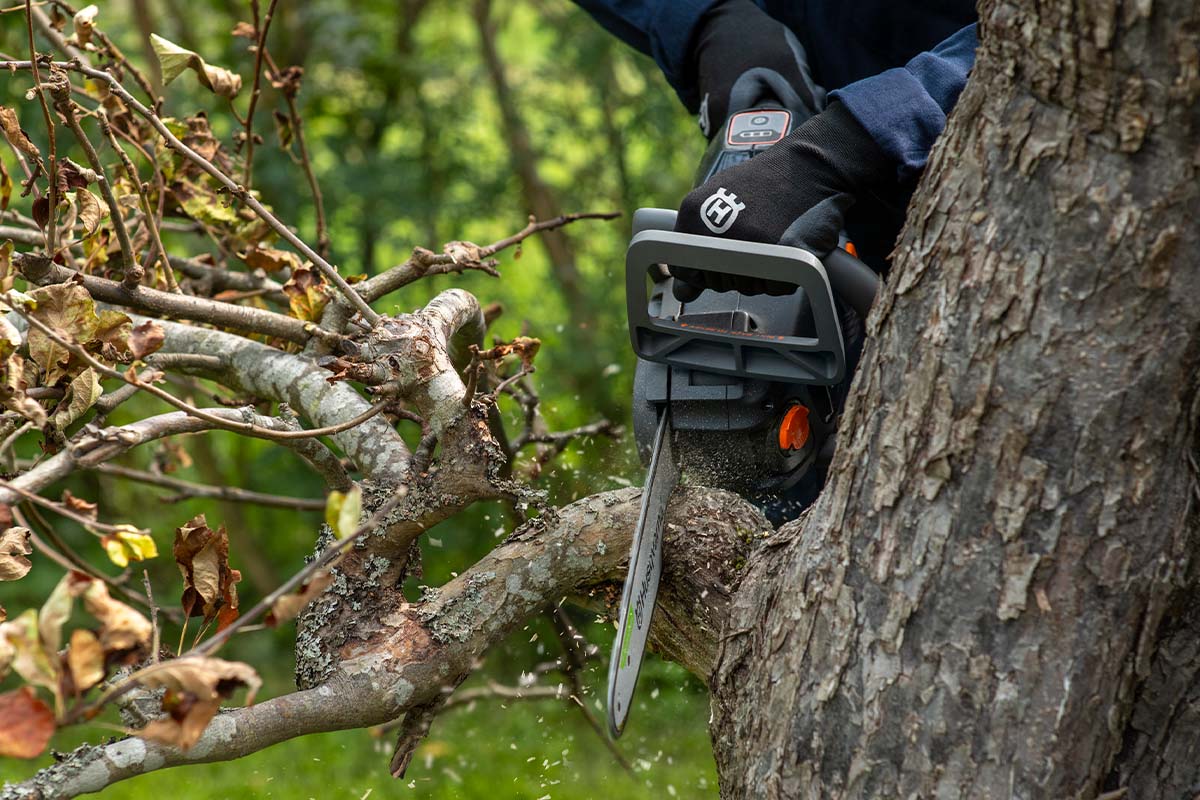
0, 157, 12, 211
173, 515, 241, 628
0, 527, 32, 581
0, 106, 41, 159
0, 687, 55, 759
38, 572, 75, 655
0, 609, 56, 690
266, 569, 333, 626
75, 188, 106, 237
133, 656, 260, 750
150, 34, 243, 98
27, 283, 133, 385
77, 577, 152, 653
129, 320, 165, 359
72, 5, 99, 47
141, 691, 219, 750
242, 246, 300, 273
50, 367, 102, 432
134, 656, 260, 702
66, 628, 104, 692
60, 490, 97, 520
282, 265, 332, 322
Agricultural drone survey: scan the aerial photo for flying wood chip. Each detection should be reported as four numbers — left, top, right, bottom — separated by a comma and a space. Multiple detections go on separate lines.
173, 515, 242, 629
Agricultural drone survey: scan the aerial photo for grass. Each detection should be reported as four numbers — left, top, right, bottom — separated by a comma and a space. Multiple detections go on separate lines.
0, 659, 718, 799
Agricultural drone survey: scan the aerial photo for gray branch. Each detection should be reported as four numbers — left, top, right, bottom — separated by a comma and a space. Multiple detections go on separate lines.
2, 487, 766, 799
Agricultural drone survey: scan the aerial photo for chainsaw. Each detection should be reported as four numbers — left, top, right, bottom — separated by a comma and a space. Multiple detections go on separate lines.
606, 85, 881, 738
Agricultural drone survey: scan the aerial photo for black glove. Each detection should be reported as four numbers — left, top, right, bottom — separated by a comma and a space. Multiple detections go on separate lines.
671, 102, 891, 298
692, 0, 822, 138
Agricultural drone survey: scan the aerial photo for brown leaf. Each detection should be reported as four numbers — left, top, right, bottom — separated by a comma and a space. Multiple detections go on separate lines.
268, 65, 304, 98
0, 155, 12, 211
0, 687, 55, 759
60, 490, 97, 520
230, 21, 256, 38
242, 246, 300, 274
57, 158, 97, 193
27, 283, 133, 384
281, 265, 331, 322
0, 527, 32, 581
50, 367, 102, 432
134, 656, 260, 702
140, 691, 219, 750
32, 196, 50, 231
266, 569, 333, 626
75, 188, 106, 237
133, 656, 259, 748
129, 320, 165, 359
0, 106, 41, 159
66, 628, 104, 692
173, 515, 241, 627
77, 577, 152, 654
1, 353, 47, 426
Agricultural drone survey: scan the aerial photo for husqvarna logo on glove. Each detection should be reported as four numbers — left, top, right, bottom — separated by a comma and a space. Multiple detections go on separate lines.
700, 187, 745, 234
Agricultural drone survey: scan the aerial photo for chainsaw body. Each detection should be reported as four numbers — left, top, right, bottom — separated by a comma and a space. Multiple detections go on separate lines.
609, 89, 880, 738
627, 106, 876, 507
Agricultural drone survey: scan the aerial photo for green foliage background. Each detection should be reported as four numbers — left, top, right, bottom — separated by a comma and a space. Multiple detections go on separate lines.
0, 0, 717, 796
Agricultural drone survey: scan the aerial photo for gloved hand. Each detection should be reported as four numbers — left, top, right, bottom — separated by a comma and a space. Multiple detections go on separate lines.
692, 0, 821, 138
671, 102, 891, 298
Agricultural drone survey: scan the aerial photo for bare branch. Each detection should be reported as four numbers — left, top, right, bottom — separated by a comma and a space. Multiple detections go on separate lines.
16, 252, 322, 344
90, 463, 325, 510
357, 211, 620, 303
149, 318, 409, 481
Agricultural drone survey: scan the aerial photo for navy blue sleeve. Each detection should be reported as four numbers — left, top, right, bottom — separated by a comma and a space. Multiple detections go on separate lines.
571, 0, 720, 110
829, 24, 978, 182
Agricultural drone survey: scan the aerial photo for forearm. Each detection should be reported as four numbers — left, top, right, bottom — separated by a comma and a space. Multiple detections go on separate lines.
830, 24, 979, 181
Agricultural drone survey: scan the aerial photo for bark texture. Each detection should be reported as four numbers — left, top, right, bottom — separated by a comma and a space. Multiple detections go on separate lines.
709, 0, 1200, 797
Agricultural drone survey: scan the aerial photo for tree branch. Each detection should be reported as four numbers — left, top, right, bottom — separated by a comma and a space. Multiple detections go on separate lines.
16, 252, 320, 344
3, 487, 766, 799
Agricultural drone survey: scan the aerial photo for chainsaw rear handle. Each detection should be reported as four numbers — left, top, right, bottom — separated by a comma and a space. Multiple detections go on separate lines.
627, 227, 848, 386
631, 208, 878, 319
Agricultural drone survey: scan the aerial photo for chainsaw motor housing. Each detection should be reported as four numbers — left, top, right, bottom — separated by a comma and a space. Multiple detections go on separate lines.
626, 105, 877, 515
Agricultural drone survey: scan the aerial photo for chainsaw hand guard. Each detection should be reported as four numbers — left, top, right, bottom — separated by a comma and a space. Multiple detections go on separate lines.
626, 226, 848, 386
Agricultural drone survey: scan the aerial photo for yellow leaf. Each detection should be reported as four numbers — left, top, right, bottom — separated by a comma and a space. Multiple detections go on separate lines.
325, 486, 362, 540
115, 527, 158, 561
103, 536, 129, 568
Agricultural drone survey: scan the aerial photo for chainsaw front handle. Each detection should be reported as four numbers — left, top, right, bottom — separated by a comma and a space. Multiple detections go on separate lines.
627, 225, 849, 386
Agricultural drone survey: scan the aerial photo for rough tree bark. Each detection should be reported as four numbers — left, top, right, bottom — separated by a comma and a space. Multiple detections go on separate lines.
708, 0, 1200, 796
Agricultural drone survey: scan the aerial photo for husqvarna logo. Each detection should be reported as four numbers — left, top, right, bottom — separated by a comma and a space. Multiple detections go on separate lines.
700, 187, 745, 234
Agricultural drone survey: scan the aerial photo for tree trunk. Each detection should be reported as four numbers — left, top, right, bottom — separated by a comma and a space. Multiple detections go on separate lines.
706, 0, 1200, 796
